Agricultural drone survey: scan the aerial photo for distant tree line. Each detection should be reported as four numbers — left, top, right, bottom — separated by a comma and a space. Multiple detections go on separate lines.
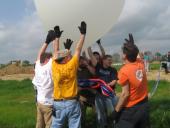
112, 51, 169, 63
0, 60, 33, 69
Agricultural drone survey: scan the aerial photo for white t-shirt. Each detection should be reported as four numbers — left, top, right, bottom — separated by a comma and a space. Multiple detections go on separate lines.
32, 58, 53, 105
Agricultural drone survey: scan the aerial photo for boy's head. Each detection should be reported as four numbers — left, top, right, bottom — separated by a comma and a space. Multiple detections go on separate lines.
79, 56, 88, 68
122, 42, 139, 63
122, 33, 139, 63
102, 55, 113, 67
40, 52, 52, 64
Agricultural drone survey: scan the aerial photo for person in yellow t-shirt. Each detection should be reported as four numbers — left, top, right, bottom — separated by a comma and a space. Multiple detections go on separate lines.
51, 21, 86, 128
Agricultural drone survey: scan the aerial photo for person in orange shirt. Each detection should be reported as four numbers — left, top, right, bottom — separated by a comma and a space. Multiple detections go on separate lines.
112, 34, 150, 128
51, 21, 86, 128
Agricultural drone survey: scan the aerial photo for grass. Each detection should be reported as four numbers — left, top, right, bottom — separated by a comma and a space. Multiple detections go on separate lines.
0, 79, 36, 128
0, 79, 170, 128
149, 80, 170, 128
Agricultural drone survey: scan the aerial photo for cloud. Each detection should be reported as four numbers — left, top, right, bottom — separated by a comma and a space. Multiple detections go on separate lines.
99, 0, 170, 55
0, 0, 170, 63
0, 11, 46, 64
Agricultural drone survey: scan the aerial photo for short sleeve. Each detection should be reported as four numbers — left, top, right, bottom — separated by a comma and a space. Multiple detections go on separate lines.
118, 69, 128, 86
72, 55, 79, 69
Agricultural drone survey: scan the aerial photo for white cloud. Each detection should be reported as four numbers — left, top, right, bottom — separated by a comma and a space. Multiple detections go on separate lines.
0, 0, 170, 63
100, 0, 170, 55
0, 11, 46, 64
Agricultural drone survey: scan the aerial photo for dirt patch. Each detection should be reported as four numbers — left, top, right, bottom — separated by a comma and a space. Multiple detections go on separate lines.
147, 70, 170, 82
0, 64, 169, 82
0, 64, 34, 76
0, 74, 34, 81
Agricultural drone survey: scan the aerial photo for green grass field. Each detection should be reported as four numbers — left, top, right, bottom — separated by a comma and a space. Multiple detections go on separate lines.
0, 79, 170, 128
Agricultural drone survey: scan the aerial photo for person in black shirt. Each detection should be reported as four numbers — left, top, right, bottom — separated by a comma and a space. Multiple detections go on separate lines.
77, 56, 96, 128
88, 47, 118, 128
95, 58, 118, 90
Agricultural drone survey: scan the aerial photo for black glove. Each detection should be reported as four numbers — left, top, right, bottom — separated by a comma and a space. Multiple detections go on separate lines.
64, 39, 73, 50
78, 21, 86, 35
111, 109, 120, 121
96, 39, 101, 45
125, 33, 134, 44
45, 30, 56, 44
54, 26, 63, 38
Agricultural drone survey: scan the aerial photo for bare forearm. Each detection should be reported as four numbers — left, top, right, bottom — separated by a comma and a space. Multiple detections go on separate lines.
108, 80, 117, 87
53, 38, 59, 59
98, 44, 105, 57
76, 35, 85, 52
37, 43, 48, 61
75, 35, 85, 57
87, 47, 97, 67
115, 92, 129, 112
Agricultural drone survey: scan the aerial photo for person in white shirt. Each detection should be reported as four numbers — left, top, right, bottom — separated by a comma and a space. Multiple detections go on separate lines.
32, 30, 56, 128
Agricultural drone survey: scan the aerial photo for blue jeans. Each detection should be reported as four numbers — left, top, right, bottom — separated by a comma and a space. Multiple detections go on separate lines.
95, 93, 118, 128
51, 100, 81, 128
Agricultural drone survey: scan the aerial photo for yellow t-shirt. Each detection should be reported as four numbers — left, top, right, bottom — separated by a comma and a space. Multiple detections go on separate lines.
52, 55, 78, 99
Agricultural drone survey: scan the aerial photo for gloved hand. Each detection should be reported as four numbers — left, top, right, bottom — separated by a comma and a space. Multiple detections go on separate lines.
45, 30, 56, 45
64, 39, 73, 50
54, 26, 63, 38
78, 21, 86, 35
125, 33, 134, 44
96, 39, 101, 45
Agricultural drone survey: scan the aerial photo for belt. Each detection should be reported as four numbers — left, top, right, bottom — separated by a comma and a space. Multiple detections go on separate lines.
54, 97, 78, 101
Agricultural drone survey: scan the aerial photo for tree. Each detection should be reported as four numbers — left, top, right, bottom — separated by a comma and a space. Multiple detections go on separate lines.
22, 60, 30, 66
155, 52, 162, 61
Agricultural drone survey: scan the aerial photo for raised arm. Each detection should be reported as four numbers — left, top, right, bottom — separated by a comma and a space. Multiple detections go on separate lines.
37, 30, 56, 61
96, 39, 105, 58
53, 26, 63, 59
87, 47, 98, 67
53, 38, 60, 59
74, 21, 86, 58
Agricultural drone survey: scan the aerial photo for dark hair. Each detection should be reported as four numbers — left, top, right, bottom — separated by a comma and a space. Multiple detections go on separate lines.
80, 56, 85, 60
40, 52, 52, 64
103, 55, 112, 60
93, 51, 100, 56
122, 43, 139, 62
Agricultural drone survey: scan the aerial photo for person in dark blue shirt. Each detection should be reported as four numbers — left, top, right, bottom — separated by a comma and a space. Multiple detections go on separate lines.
88, 47, 118, 128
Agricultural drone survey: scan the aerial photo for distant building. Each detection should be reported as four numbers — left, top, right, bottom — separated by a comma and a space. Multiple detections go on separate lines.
10, 60, 21, 66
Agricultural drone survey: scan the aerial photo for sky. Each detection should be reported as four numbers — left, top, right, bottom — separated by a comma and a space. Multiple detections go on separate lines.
0, 0, 170, 64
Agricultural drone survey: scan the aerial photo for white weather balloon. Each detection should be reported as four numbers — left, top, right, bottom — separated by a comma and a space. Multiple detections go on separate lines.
34, 0, 124, 50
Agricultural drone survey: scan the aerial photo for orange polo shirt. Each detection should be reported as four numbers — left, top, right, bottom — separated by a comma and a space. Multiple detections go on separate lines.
118, 59, 148, 107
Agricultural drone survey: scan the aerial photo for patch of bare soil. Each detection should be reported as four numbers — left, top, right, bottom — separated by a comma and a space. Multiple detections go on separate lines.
0, 64, 34, 81
147, 70, 170, 82
0, 74, 34, 81
0, 64, 34, 76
